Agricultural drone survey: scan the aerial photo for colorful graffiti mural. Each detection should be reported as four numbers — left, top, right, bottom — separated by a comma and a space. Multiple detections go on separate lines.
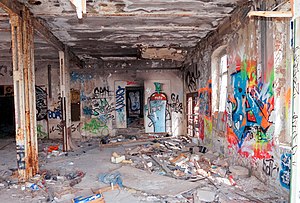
196, 81, 212, 141
82, 118, 109, 136
147, 82, 168, 132
226, 57, 275, 159
83, 98, 114, 124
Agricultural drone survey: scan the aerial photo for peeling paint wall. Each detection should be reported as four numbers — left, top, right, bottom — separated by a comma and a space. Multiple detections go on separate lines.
70, 69, 184, 138
184, 2, 291, 195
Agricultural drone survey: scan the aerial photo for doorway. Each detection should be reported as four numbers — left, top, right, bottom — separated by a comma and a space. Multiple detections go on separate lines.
186, 92, 198, 137
126, 86, 144, 128
0, 85, 15, 138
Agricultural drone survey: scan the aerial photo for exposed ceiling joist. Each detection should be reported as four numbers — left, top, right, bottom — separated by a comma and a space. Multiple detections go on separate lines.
0, 0, 82, 67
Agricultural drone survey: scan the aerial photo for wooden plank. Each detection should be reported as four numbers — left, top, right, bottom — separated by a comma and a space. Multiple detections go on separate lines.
248, 11, 292, 18
150, 155, 177, 178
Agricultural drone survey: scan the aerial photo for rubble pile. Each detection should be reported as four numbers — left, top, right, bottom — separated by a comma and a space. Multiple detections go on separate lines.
107, 135, 285, 202
122, 136, 231, 182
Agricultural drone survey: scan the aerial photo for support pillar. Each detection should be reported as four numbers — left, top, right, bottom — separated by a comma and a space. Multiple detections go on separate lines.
59, 48, 73, 151
290, 0, 300, 202
10, 8, 38, 182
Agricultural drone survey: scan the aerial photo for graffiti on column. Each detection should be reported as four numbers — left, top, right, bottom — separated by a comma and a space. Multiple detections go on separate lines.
16, 144, 25, 169
226, 57, 275, 159
279, 153, 291, 190
147, 82, 167, 132
36, 86, 48, 121
115, 86, 126, 127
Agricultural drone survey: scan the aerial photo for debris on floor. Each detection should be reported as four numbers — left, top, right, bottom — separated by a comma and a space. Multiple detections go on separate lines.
98, 171, 123, 188
100, 133, 171, 147
0, 136, 289, 203
73, 193, 104, 203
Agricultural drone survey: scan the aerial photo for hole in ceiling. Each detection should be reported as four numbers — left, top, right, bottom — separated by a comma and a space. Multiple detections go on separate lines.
28, 1, 42, 5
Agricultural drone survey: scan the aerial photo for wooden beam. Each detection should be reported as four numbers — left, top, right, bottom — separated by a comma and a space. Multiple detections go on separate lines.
32, 18, 82, 66
248, 11, 292, 18
0, 0, 82, 67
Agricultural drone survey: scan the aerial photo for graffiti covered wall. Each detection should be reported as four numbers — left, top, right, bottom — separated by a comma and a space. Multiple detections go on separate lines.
69, 70, 184, 138
225, 19, 291, 193
183, 10, 291, 194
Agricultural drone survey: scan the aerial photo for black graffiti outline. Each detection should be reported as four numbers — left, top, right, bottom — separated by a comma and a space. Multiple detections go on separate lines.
262, 157, 279, 177
36, 86, 48, 121
168, 93, 183, 114
93, 86, 112, 97
186, 63, 200, 92
115, 86, 125, 111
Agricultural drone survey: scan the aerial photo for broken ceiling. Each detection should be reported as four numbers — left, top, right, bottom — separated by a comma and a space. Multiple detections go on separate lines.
0, 0, 245, 63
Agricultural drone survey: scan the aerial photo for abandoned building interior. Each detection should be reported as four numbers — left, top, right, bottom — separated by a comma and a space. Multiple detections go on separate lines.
0, 0, 299, 202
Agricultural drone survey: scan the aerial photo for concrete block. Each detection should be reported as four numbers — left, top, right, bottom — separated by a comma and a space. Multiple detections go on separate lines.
229, 165, 250, 179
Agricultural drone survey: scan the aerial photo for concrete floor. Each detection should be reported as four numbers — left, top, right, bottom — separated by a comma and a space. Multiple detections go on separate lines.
0, 138, 289, 203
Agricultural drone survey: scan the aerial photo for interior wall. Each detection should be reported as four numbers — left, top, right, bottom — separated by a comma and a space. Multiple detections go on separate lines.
183, 7, 292, 195
69, 69, 184, 138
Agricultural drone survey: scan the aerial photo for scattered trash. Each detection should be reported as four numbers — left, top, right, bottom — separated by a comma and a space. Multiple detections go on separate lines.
92, 184, 121, 194
228, 175, 237, 186
98, 172, 123, 188
47, 145, 59, 153
26, 182, 39, 191
73, 193, 104, 203
111, 152, 126, 164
